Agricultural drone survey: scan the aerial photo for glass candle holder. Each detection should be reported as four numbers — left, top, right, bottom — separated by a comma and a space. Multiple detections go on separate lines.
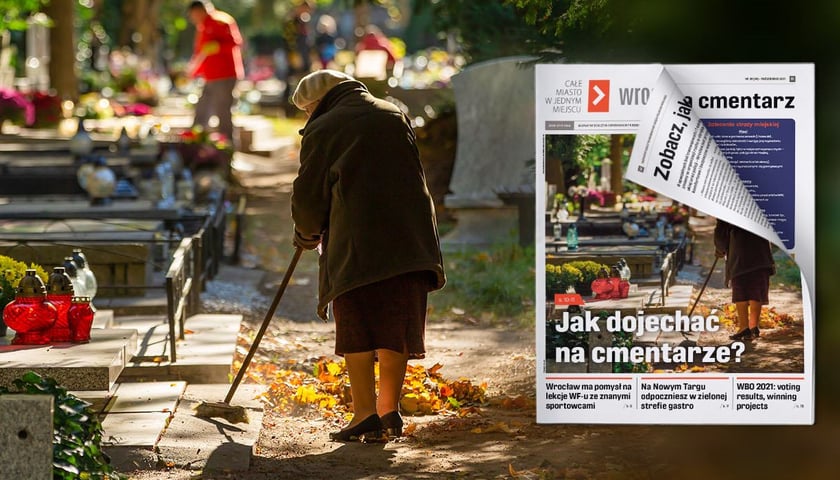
46, 267, 75, 342
68, 296, 95, 343
3, 270, 57, 345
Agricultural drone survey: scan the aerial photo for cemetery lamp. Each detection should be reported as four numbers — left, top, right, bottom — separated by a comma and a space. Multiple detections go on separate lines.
84, 157, 117, 206
46, 267, 75, 342
71, 249, 98, 301
68, 296, 94, 343
3, 270, 58, 345
69, 117, 94, 157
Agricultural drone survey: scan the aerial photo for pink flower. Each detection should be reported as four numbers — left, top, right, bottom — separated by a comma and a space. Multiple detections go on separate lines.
0, 88, 35, 126
124, 103, 152, 116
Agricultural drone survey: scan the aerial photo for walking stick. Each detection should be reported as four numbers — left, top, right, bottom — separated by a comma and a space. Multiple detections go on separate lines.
688, 256, 719, 317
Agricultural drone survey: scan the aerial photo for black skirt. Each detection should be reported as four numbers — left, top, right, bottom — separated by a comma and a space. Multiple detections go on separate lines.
731, 268, 771, 304
333, 271, 433, 359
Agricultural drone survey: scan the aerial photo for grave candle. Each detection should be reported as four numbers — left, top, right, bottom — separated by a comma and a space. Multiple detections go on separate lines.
3, 270, 57, 345
68, 296, 94, 343
46, 267, 75, 342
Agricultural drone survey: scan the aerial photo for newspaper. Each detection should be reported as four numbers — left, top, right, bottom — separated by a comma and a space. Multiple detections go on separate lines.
535, 64, 814, 424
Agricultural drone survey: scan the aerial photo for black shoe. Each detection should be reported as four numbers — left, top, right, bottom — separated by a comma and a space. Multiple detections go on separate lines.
329, 414, 383, 442
380, 411, 403, 438
730, 328, 753, 341
751, 327, 760, 338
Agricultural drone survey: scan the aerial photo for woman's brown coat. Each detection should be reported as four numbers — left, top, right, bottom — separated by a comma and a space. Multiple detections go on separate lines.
291, 80, 445, 319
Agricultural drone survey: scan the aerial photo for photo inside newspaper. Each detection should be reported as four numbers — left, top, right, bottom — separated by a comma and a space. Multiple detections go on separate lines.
535, 64, 814, 424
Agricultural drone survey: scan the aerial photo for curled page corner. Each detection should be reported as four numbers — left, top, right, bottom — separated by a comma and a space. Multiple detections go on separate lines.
626, 68, 784, 250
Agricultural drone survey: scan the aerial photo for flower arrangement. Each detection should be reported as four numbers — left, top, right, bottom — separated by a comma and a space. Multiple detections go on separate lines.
0, 88, 35, 127
664, 203, 690, 224
76, 93, 117, 120
1, 255, 48, 310
545, 263, 583, 300
621, 190, 657, 204
586, 189, 607, 207
73, 92, 155, 120
123, 103, 152, 116
567, 185, 617, 209
0, 255, 48, 335
178, 126, 231, 149
563, 260, 609, 297
29, 91, 63, 128
178, 126, 233, 168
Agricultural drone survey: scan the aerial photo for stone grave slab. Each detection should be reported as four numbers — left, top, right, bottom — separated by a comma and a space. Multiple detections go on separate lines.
100, 381, 186, 447
155, 383, 266, 472
118, 314, 241, 383
103, 381, 186, 414
0, 328, 138, 391
0, 394, 53, 480
634, 285, 698, 346
100, 411, 172, 447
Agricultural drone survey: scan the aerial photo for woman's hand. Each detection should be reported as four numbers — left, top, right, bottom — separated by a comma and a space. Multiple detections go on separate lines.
294, 230, 321, 250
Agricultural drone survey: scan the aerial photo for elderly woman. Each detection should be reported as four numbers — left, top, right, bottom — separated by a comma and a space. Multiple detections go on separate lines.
291, 70, 446, 442
714, 219, 775, 341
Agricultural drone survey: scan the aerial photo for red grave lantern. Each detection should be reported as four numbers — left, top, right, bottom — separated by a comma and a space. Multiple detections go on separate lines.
46, 267, 75, 342
2, 269, 57, 345
68, 296, 95, 343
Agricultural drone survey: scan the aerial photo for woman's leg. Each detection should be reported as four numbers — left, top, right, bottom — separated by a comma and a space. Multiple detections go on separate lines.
344, 351, 377, 424
748, 300, 762, 329
735, 301, 750, 331
376, 348, 409, 416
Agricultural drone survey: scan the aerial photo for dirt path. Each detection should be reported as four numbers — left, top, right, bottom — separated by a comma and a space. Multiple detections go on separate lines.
124, 153, 833, 480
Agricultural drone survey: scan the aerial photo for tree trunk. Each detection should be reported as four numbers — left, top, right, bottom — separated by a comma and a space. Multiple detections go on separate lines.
45, 0, 77, 100
354, 1, 370, 44
545, 151, 565, 195
119, 0, 163, 60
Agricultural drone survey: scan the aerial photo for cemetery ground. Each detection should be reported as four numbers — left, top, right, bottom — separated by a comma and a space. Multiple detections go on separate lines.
123, 149, 834, 480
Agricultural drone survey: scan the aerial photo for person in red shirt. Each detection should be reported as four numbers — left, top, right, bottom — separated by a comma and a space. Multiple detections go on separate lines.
187, 0, 244, 147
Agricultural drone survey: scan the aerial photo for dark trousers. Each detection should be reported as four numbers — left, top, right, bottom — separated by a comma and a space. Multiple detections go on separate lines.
193, 77, 237, 146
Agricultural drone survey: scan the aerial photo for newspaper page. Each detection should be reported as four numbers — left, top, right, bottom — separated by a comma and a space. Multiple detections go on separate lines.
535, 64, 814, 424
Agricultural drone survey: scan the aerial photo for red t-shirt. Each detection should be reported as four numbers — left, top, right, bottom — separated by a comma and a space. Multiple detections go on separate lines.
192, 10, 244, 81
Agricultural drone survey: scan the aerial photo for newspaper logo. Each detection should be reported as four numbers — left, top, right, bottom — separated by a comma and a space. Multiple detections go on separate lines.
588, 79, 610, 112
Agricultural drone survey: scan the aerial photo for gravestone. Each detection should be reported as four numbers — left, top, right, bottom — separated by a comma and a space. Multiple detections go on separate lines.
0, 394, 53, 479
443, 56, 536, 247
26, 17, 50, 91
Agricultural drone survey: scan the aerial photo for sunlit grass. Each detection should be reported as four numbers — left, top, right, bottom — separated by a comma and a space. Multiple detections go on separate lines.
429, 241, 535, 328
773, 250, 801, 290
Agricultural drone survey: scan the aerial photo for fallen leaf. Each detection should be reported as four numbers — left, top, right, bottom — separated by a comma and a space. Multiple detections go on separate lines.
473, 422, 517, 434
